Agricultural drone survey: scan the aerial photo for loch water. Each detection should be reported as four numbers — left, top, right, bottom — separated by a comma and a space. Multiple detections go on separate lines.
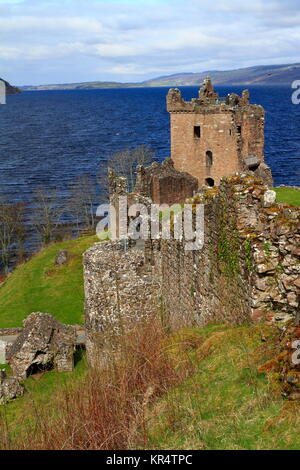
0, 85, 299, 250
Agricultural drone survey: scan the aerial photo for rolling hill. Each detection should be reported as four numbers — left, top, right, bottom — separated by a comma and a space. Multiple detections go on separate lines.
21, 62, 300, 91
0, 78, 21, 94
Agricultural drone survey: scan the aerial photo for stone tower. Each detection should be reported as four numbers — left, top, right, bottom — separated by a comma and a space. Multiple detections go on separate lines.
167, 77, 272, 187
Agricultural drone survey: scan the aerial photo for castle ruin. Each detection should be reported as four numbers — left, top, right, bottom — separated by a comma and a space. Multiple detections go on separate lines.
83, 80, 299, 365
167, 78, 273, 187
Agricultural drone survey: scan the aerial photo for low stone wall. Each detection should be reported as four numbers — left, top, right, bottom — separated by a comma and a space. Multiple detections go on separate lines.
0, 328, 23, 336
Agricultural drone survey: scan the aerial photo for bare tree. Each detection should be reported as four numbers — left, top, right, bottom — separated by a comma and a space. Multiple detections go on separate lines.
0, 201, 26, 272
98, 144, 154, 198
31, 188, 63, 246
68, 175, 99, 234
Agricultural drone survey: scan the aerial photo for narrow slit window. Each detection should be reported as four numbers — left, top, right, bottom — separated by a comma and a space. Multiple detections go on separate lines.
206, 150, 213, 167
237, 125, 242, 135
194, 126, 201, 138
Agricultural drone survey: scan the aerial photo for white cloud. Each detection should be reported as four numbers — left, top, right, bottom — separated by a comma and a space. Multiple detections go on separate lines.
0, 16, 103, 33
1, 0, 299, 85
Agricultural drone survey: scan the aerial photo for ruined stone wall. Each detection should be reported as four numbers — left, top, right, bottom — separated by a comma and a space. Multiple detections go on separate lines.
238, 106, 265, 164
152, 175, 299, 327
0, 328, 23, 336
135, 158, 198, 205
84, 175, 299, 363
84, 242, 161, 365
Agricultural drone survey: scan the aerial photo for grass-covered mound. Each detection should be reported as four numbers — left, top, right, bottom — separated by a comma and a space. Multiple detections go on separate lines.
274, 187, 300, 206
0, 235, 98, 328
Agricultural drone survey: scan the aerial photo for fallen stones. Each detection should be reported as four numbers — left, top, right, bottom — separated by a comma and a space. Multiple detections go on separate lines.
7, 313, 76, 379
55, 250, 69, 266
0, 369, 24, 403
263, 189, 276, 207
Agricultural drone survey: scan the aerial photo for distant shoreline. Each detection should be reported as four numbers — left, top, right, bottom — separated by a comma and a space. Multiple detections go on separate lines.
20, 83, 294, 92
19, 61, 300, 91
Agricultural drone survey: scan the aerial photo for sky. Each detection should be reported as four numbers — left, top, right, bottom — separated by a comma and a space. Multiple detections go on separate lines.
0, 0, 300, 85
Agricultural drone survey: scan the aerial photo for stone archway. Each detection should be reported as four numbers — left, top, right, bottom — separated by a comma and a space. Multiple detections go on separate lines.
205, 177, 215, 187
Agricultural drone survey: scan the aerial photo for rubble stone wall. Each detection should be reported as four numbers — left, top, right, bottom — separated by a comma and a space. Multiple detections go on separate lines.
151, 176, 299, 327
84, 242, 161, 365
84, 175, 299, 363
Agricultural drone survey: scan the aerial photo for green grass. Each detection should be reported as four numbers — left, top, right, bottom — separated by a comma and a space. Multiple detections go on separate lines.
0, 235, 98, 328
274, 187, 300, 206
145, 324, 300, 450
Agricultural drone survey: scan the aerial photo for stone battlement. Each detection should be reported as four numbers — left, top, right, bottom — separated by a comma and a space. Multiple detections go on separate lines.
167, 78, 254, 114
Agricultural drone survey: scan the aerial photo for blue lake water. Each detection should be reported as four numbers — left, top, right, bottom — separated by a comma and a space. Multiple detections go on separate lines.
0, 85, 299, 250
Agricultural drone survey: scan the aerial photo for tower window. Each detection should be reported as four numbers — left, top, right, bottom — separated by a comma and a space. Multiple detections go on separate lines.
206, 150, 213, 167
194, 126, 201, 138
237, 125, 242, 135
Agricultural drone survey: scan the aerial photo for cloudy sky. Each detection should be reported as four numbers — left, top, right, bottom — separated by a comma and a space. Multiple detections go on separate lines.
1, 0, 300, 85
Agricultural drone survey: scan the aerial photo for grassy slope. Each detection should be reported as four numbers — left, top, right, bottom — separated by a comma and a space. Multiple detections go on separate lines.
274, 187, 300, 206
0, 236, 96, 437
0, 235, 98, 328
4, 322, 299, 450
146, 325, 300, 450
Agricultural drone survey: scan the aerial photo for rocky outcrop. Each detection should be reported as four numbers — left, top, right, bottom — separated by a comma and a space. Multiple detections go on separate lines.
55, 250, 69, 266
0, 369, 23, 403
0, 78, 21, 95
7, 313, 76, 379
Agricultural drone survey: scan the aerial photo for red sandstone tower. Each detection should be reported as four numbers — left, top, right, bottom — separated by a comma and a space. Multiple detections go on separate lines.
167, 77, 272, 187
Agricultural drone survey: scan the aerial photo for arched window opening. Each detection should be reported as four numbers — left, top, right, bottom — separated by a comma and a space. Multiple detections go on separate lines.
205, 178, 215, 187
206, 150, 213, 167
